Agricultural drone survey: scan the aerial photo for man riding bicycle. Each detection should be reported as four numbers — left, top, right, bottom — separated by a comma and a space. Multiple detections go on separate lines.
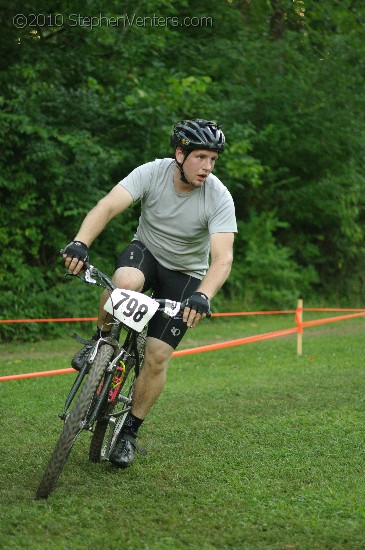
62, 119, 237, 469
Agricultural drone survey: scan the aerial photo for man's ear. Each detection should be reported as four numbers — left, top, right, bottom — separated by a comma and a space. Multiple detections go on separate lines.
175, 147, 184, 163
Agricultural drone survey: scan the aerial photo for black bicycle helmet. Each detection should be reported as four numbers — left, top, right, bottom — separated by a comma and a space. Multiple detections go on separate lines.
170, 119, 225, 153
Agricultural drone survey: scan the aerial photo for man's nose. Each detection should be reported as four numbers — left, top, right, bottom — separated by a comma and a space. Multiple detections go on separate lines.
202, 159, 213, 171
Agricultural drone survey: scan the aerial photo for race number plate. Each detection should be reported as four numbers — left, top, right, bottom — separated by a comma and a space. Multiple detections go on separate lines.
104, 289, 159, 332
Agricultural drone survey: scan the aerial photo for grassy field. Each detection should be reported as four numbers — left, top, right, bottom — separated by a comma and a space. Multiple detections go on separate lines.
0, 314, 365, 549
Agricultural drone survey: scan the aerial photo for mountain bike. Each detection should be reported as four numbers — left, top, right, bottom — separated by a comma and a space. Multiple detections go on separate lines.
36, 259, 182, 499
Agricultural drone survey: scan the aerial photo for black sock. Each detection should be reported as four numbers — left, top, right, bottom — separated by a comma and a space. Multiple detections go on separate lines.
124, 413, 144, 435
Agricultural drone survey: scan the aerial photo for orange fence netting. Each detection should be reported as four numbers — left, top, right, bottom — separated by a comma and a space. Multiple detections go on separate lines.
1, 305, 364, 382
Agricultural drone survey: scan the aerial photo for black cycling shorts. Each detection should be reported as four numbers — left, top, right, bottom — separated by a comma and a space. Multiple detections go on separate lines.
115, 240, 200, 349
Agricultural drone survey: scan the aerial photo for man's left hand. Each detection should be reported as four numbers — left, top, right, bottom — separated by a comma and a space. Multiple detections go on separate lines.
181, 292, 210, 328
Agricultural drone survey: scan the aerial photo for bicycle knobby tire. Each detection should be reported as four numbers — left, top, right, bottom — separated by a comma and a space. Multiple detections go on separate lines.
88, 366, 136, 462
88, 326, 147, 463
36, 344, 114, 499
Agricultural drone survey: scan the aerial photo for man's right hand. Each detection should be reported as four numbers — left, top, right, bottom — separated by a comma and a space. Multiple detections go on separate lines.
62, 240, 89, 275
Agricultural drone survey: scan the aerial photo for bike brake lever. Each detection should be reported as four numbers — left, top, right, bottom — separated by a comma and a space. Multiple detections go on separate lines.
64, 270, 103, 287
83, 267, 101, 285
64, 272, 84, 281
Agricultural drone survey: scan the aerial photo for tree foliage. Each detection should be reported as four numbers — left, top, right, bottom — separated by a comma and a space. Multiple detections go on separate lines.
1, 0, 365, 340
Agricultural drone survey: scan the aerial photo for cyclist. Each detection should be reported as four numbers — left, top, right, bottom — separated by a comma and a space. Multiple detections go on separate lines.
62, 119, 237, 468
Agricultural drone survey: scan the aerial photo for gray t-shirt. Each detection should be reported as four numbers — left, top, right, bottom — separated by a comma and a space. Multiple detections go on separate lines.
119, 158, 237, 279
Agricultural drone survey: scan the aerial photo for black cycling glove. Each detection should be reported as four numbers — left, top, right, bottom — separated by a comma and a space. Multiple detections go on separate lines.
181, 291, 210, 316
63, 240, 89, 262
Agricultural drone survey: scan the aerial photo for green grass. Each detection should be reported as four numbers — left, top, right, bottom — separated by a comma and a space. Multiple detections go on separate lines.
1, 315, 365, 549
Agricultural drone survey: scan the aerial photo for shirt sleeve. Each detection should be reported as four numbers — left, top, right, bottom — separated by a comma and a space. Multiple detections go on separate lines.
208, 190, 238, 234
118, 161, 156, 202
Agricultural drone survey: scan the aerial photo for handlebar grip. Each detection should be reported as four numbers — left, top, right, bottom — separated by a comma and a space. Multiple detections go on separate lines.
59, 248, 90, 272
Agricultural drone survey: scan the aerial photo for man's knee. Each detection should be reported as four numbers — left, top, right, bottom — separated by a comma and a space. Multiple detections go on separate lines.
143, 338, 173, 375
113, 266, 145, 292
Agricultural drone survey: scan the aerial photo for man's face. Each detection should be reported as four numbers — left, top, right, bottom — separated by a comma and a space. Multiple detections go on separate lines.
176, 148, 218, 187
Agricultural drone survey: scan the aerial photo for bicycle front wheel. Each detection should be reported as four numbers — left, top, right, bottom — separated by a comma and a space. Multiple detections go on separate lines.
88, 361, 136, 462
89, 327, 147, 462
36, 344, 114, 499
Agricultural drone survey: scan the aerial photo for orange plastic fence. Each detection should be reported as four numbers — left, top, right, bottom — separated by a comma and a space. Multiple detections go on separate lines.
0, 327, 299, 382
0, 368, 76, 381
1, 308, 364, 382
173, 327, 299, 356
1, 308, 364, 324
0, 317, 98, 324
0, 312, 293, 324
302, 311, 365, 328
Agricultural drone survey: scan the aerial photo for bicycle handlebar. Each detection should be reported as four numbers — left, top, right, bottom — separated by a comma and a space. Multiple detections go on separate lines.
60, 250, 211, 317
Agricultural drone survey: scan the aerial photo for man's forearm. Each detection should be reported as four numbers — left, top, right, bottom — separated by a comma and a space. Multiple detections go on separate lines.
73, 184, 134, 247
197, 256, 233, 300
74, 203, 112, 247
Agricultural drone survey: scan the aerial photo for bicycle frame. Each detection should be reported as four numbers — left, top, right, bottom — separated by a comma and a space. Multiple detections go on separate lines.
59, 262, 144, 430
